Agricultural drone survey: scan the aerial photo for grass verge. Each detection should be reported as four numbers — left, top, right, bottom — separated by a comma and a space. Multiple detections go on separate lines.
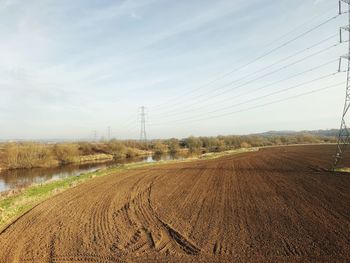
199, 147, 258, 160
334, 167, 350, 173
0, 161, 165, 230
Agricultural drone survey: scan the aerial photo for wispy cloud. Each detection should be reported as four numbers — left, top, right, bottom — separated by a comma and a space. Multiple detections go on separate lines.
0, 0, 343, 139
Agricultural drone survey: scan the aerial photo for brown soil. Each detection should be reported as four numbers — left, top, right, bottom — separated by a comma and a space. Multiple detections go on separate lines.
0, 145, 349, 262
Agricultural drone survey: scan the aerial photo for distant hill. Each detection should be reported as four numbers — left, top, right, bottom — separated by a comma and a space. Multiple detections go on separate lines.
253, 129, 339, 137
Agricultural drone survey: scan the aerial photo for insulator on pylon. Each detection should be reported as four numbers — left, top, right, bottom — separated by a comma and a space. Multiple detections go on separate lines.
340, 26, 350, 44
340, 0, 350, 15
342, 25, 350, 31
341, 0, 350, 5
338, 55, 350, 72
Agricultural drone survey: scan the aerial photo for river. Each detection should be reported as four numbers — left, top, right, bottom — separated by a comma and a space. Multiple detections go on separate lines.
0, 153, 185, 193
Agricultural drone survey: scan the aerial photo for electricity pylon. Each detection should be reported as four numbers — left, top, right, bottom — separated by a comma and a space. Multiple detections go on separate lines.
139, 106, 147, 143
334, 0, 350, 168
94, 130, 97, 142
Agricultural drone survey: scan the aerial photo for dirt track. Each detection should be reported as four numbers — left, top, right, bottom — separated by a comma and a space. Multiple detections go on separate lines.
0, 145, 349, 262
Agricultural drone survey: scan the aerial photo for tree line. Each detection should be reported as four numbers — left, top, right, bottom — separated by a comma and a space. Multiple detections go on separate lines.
0, 133, 336, 169
151, 133, 336, 154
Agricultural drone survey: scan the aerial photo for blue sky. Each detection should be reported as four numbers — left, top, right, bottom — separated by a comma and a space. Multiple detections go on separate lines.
0, 0, 347, 140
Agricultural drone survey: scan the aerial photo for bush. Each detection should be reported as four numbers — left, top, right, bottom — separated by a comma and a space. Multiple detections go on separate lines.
53, 144, 80, 164
153, 142, 168, 154
4, 143, 54, 169
78, 142, 95, 155
186, 136, 202, 153
125, 147, 138, 158
240, 142, 251, 148
168, 138, 180, 154
106, 140, 127, 159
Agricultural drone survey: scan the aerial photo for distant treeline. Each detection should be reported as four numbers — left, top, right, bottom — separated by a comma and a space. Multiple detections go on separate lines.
0, 133, 336, 170
151, 133, 337, 154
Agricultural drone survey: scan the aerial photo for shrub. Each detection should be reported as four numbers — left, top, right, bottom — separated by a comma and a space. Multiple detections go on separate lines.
78, 142, 95, 155
186, 136, 202, 153
168, 138, 180, 154
106, 140, 127, 159
53, 144, 80, 164
240, 142, 251, 148
4, 143, 54, 169
153, 142, 168, 154
125, 147, 138, 158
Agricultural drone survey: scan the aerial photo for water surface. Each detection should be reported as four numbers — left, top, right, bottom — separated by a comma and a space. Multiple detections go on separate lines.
0, 153, 185, 193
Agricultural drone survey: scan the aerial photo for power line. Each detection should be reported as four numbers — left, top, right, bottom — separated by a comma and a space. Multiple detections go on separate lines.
150, 82, 345, 126
243, 33, 337, 79
262, 9, 335, 47
151, 14, 342, 111
152, 59, 339, 120
152, 73, 341, 123
152, 43, 341, 118
118, 5, 345, 141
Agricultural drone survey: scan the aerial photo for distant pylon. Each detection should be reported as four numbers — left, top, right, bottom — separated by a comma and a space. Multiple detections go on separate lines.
139, 106, 147, 143
334, 0, 350, 168
94, 130, 97, 142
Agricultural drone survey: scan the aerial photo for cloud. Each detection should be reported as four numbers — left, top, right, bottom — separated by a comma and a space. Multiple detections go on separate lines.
0, 0, 343, 139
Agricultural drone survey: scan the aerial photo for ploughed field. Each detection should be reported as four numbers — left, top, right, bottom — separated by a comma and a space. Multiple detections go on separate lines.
0, 145, 349, 262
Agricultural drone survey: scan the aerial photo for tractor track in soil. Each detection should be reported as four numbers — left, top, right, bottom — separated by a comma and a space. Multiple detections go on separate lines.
0, 145, 349, 262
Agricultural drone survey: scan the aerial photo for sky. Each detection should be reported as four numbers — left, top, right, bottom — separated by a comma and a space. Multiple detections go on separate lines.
0, 0, 348, 140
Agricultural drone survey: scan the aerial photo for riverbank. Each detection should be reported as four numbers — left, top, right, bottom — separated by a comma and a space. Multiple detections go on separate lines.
0, 148, 257, 230
0, 142, 152, 172
0, 161, 153, 230
0, 151, 150, 172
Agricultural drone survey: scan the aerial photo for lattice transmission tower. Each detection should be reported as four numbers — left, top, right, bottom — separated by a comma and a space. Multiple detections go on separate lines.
139, 106, 147, 143
334, 0, 350, 168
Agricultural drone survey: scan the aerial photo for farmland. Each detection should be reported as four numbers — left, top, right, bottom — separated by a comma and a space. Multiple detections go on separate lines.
0, 145, 349, 262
